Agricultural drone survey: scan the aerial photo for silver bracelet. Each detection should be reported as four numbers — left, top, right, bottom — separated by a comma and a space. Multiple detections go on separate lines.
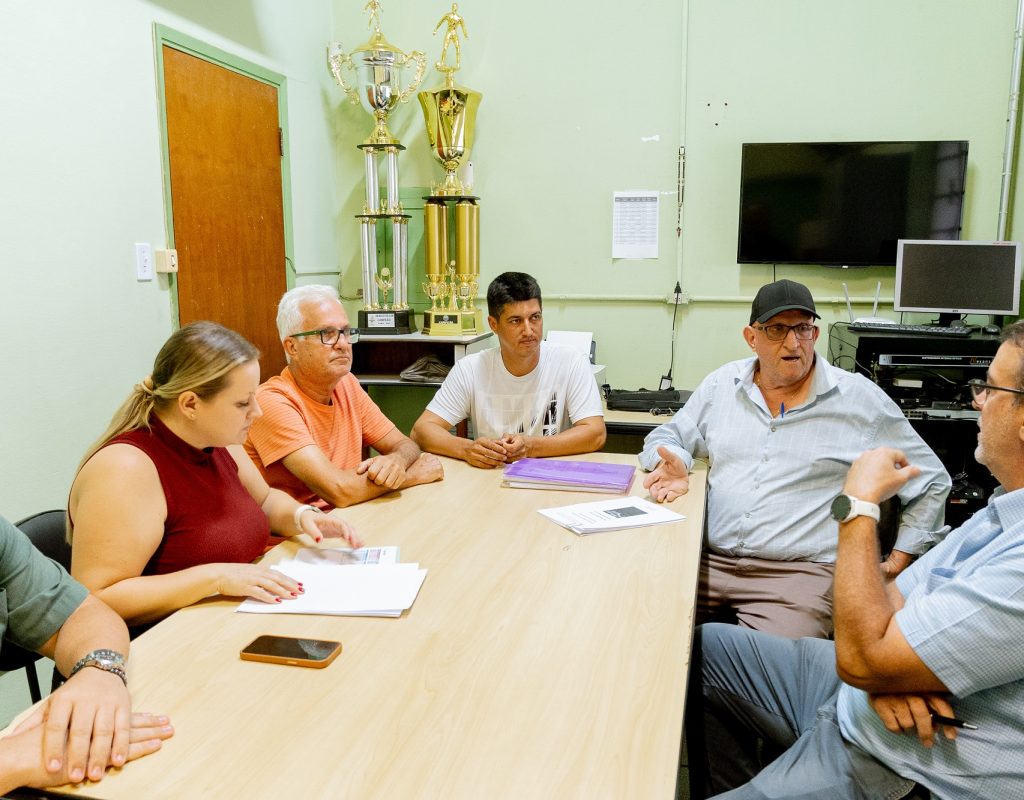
69, 648, 127, 686
293, 503, 323, 534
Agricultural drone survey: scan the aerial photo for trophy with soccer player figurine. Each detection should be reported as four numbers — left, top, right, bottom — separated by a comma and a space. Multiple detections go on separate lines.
418, 3, 484, 336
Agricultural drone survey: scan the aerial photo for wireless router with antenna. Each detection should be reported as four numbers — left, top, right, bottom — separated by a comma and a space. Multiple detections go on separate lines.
843, 281, 893, 325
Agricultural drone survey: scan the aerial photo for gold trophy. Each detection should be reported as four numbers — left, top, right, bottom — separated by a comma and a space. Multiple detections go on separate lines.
373, 267, 394, 309
418, 3, 483, 336
328, 0, 426, 147
329, 1, 424, 334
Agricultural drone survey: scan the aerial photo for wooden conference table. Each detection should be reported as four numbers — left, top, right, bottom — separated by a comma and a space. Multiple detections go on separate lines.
55, 453, 706, 799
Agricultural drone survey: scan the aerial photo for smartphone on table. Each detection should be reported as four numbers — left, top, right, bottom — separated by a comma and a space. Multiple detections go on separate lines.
240, 635, 342, 668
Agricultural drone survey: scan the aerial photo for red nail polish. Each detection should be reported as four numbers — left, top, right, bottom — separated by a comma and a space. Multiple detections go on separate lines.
274, 597, 282, 603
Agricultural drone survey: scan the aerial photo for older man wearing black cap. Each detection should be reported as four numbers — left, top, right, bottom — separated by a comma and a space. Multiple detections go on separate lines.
638, 279, 950, 639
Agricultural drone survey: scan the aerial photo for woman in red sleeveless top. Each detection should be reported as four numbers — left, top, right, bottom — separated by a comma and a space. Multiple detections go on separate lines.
68, 322, 362, 627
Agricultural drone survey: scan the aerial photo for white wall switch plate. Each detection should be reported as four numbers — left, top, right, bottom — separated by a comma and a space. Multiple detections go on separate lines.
135, 243, 154, 281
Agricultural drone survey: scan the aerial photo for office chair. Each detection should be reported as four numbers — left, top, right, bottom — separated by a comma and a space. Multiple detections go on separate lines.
0, 510, 71, 704
546, 330, 596, 364
876, 496, 901, 561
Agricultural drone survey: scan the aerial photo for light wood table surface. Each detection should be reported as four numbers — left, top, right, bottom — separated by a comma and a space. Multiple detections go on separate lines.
56, 453, 705, 799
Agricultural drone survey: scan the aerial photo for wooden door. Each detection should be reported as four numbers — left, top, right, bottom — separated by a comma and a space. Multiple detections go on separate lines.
163, 45, 287, 380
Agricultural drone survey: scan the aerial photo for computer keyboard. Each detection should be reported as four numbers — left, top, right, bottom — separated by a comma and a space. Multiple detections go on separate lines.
847, 321, 972, 337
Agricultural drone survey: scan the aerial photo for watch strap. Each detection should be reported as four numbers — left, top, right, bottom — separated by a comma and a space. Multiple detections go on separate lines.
837, 495, 881, 523
70, 649, 127, 686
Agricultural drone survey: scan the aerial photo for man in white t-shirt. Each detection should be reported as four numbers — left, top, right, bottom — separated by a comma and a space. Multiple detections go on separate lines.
411, 272, 606, 468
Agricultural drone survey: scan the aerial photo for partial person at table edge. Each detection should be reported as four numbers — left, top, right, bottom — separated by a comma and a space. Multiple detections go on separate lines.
0, 515, 173, 793
245, 284, 444, 507
411, 271, 606, 469
69, 321, 360, 629
638, 279, 950, 639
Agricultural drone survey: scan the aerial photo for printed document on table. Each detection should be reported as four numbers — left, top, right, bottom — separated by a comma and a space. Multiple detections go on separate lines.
538, 496, 684, 535
236, 562, 426, 617
292, 545, 399, 566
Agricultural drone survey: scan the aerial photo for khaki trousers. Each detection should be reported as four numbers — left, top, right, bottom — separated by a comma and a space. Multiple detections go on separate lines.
697, 550, 835, 639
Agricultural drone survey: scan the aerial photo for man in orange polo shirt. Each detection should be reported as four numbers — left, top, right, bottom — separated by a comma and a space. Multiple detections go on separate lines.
245, 285, 443, 508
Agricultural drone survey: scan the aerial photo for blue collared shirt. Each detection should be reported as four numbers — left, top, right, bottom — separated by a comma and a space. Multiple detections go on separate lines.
837, 488, 1024, 798
638, 356, 950, 561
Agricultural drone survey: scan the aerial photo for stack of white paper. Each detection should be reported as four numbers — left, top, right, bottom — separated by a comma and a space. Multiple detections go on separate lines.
538, 496, 685, 535
236, 547, 426, 617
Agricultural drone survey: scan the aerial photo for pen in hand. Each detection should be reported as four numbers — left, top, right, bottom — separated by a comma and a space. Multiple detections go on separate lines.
931, 713, 977, 730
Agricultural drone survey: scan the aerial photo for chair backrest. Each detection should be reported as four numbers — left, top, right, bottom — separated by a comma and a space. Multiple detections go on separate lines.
15, 510, 71, 569
877, 496, 901, 559
546, 330, 596, 364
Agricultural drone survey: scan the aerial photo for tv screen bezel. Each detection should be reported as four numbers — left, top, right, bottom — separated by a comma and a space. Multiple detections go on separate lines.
736, 140, 969, 267
894, 239, 1023, 317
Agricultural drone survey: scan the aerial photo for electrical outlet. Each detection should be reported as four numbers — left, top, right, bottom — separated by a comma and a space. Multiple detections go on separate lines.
135, 243, 154, 281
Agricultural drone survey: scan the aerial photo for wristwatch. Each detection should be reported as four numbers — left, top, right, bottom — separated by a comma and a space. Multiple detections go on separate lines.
830, 493, 881, 524
70, 648, 127, 685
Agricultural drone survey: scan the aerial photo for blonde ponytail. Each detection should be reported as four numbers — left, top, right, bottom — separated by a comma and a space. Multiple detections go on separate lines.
70, 322, 259, 538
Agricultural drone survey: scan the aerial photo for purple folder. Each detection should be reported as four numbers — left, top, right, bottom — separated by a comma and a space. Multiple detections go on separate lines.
502, 458, 636, 493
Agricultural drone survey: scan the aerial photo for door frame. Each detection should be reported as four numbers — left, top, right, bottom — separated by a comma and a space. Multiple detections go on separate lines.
153, 24, 296, 328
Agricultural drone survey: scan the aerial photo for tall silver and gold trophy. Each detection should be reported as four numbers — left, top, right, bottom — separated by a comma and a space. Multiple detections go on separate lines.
418, 3, 483, 336
328, 1, 425, 335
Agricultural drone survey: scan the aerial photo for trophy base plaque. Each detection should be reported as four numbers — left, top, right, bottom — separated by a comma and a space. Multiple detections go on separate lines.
422, 309, 483, 336
358, 308, 418, 336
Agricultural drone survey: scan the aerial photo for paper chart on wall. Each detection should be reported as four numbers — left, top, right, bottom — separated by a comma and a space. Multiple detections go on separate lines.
612, 191, 659, 259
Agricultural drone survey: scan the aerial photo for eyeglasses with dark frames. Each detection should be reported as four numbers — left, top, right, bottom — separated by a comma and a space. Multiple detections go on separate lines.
751, 323, 817, 341
966, 378, 1024, 403
290, 327, 360, 345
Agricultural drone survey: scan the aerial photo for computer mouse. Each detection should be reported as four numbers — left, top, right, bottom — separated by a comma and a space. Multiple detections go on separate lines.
983, 324, 1001, 335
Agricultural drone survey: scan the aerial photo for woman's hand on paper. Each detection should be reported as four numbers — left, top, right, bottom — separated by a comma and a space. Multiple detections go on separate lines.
301, 510, 363, 548
216, 563, 303, 603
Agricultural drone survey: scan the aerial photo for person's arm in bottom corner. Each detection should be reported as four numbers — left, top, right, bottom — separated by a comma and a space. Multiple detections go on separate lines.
0, 707, 173, 793
0, 594, 174, 791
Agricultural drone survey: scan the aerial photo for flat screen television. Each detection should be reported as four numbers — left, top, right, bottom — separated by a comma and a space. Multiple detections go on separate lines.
737, 141, 969, 266
895, 239, 1022, 325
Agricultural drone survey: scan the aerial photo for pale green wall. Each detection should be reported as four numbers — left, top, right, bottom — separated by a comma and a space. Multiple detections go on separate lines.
1, 0, 1022, 518
329, 0, 685, 386
327, 0, 1023, 389
0, 0, 339, 518
680, 0, 1021, 382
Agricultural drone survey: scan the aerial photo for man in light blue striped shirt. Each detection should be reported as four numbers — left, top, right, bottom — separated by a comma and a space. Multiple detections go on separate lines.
692, 322, 1024, 799
639, 280, 950, 638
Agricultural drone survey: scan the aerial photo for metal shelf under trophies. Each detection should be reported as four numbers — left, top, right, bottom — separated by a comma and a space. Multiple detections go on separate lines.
418, 3, 484, 336
328, 1, 425, 335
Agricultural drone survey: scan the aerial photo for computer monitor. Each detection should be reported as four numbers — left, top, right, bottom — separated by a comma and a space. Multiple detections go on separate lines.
894, 239, 1022, 326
